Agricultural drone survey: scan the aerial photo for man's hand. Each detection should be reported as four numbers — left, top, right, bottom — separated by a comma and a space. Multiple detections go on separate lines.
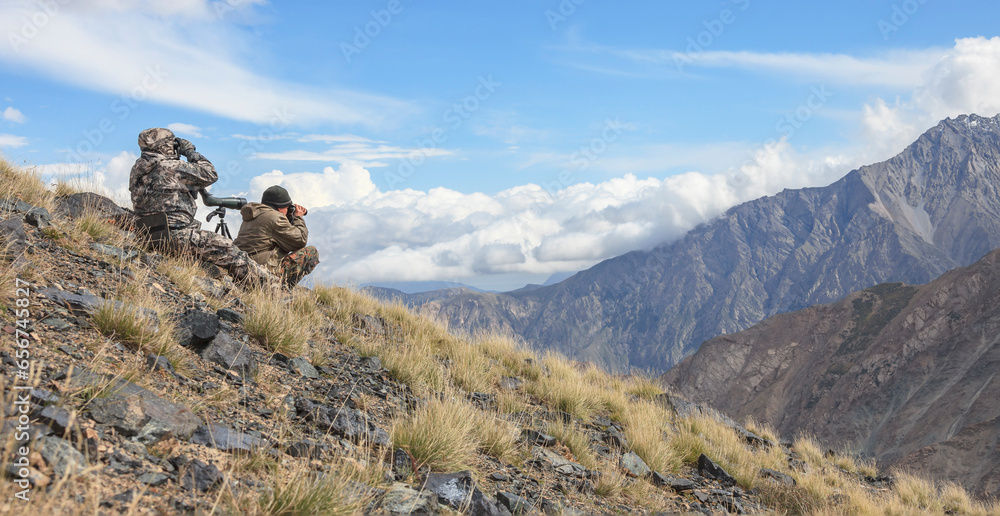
294, 204, 308, 217
175, 138, 196, 157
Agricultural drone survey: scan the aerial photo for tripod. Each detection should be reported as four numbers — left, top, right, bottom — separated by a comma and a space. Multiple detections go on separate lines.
206, 207, 234, 239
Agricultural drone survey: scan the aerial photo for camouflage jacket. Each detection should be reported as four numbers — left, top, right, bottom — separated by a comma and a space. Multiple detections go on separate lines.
233, 202, 309, 271
129, 131, 217, 229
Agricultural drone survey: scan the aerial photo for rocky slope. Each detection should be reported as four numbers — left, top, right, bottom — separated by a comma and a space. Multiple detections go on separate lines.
395, 114, 1000, 373
661, 248, 1000, 498
0, 184, 822, 514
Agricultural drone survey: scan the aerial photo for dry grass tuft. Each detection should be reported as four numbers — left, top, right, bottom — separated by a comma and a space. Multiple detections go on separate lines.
440, 335, 499, 393
470, 410, 520, 462
546, 420, 599, 470
620, 400, 680, 474
157, 254, 206, 296
0, 156, 55, 211
244, 287, 312, 357
625, 373, 664, 400
593, 465, 628, 498
391, 396, 481, 471
234, 460, 375, 516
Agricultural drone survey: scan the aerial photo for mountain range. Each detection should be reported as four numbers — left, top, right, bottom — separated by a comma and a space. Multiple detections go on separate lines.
388, 114, 1000, 373
660, 248, 1000, 497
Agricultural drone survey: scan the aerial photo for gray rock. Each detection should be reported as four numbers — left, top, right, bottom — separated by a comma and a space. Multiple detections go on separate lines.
24, 207, 52, 228
200, 332, 256, 376
88, 396, 148, 436
520, 428, 556, 447
193, 276, 226, 298
216, 308, 244, 324
137, 472, 170, 487
77, 369, 199, 442
90, 243, 138, 261
0, 218, 29, 256
146, 355, 175, 374
286, 440, 327, 459
55, 192, 129, 222
422, 470, 474, 509
40, 317, 73, 331
603, 426, 628, 449
327, 409, 390, 447
37, 405, 77, 434
392, 448, 413, 480
497, 492, 531, 515
296, 398, 391, 447
353, 313, 386, 336
651, 472, 696, 492
179, 459, 223, 492
30, 388, 60, 405
698, 454, 736, 486
531, 447, 588, 477
0, 197, 35, 213
359, 355, 383, 372
176, 310, 221, 349
288, 356, 319, 379
189, 423, 266, 453
37, 287, 136, 318
381, 483, 439, 515
759, 468, 796, 486
422, 470, 503, 515
36, 436, 87, 479
620, 451, 651, 478
499, 376, 522, 390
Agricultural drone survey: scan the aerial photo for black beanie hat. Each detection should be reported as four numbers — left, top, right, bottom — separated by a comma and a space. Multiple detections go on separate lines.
261, 185, 293, 209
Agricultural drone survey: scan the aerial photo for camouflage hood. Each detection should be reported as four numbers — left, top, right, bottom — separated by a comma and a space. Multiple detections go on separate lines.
138, 127, 178, 158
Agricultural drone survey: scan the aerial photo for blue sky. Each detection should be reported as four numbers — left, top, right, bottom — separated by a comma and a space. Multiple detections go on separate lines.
2, 1, 1000, 291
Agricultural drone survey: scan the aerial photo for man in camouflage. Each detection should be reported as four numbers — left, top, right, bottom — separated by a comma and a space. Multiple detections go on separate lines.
233, 185, 320, 288
129, 127, 279, 287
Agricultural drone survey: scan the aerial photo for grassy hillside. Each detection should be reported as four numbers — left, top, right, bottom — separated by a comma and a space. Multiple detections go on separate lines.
0, 156, 996, 515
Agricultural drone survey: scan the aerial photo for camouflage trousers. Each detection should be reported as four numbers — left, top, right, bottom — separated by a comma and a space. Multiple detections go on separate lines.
168, 226, 280, 288
276, 245, 319, 287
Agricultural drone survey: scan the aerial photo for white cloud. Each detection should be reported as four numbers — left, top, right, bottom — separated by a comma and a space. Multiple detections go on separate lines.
657, 48, 942, 88
32, 151, 138, 205
567, 36, 946, 88
259, 144, 847, 286
297, 134, 380, 144
254, 142, 453, 167
247, 162, 380, 208
858, 37, 1000, 162
0, 134, 29, 147
167, 122, 203, 138
3, 107, 27, 123
0, 1, 414, 127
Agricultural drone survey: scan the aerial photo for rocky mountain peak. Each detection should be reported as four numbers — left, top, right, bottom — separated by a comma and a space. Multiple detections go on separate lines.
398, 115, 1000, 374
